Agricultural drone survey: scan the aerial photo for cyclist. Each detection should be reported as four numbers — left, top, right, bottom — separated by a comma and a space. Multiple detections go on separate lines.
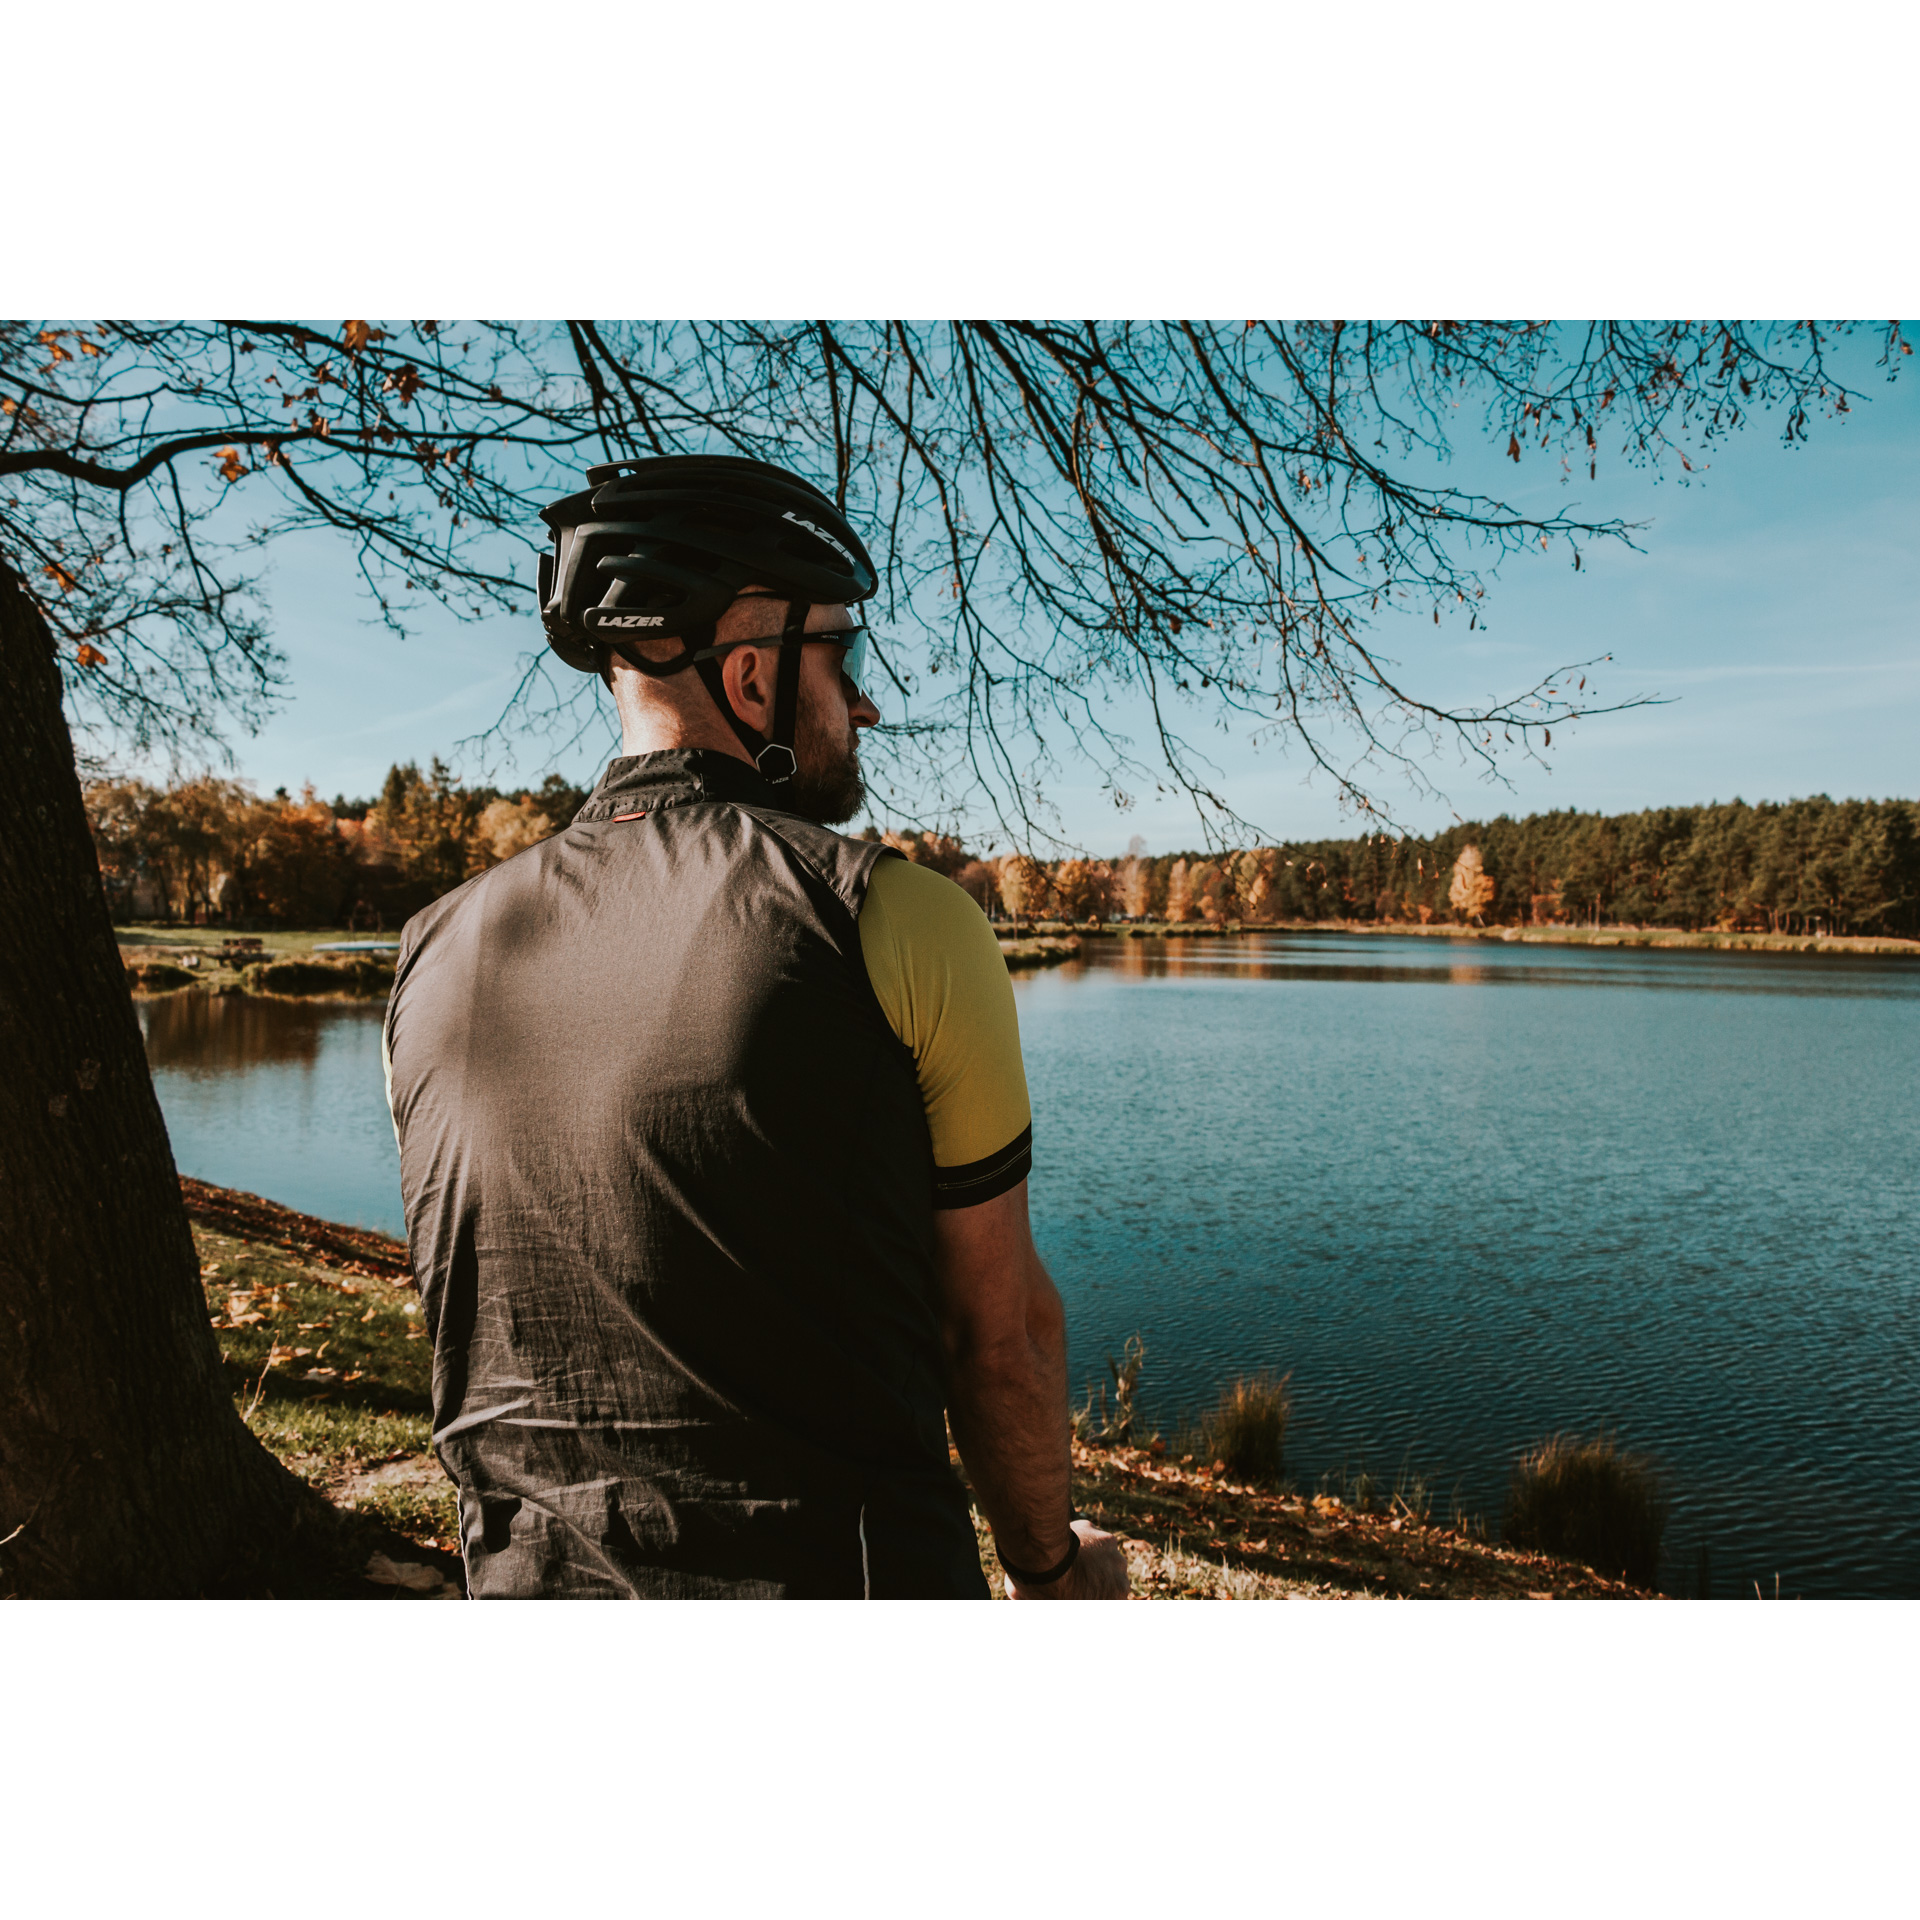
383, 455, 1128, 1599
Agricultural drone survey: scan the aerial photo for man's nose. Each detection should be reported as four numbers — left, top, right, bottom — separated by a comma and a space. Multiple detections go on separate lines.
850, 687, 880, 728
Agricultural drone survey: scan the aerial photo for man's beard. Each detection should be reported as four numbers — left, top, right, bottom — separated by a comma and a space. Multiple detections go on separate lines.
786, 705, 866, 825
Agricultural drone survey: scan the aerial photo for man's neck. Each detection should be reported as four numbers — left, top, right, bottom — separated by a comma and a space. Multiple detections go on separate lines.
618, 707, 756, 765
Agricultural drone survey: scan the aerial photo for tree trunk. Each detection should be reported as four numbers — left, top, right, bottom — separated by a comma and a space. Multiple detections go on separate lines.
0, 564, 331, 1596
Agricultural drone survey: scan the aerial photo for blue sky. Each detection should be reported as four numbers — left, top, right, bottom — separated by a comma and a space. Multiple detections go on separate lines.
218, 333, 1918, 854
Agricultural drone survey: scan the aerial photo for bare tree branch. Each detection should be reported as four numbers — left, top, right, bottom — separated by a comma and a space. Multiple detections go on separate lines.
2, 318, 1898, 840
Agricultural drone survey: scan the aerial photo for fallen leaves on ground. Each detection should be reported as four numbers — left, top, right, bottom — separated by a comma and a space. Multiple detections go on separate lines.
1054, 1439, 1655, 1600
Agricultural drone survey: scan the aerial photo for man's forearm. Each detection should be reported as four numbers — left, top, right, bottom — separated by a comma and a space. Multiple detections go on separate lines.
935, 1186, 1128, 1600
945, 1254, 1075, 1572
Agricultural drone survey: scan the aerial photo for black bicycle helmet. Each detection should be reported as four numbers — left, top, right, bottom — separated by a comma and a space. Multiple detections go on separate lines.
537, 455, 879, 783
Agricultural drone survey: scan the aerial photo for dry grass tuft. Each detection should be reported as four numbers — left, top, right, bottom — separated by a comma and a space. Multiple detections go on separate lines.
1073, 1334, 1150, 1446
1502, 1430, 1669, 1588
1200, 1371, 1291, 1484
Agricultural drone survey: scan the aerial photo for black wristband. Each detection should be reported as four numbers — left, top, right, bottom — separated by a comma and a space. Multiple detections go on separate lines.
999, 1523, 1081, 1589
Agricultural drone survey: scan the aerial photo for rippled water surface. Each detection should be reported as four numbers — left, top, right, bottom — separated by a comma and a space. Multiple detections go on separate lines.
142, 931, 1920, 1596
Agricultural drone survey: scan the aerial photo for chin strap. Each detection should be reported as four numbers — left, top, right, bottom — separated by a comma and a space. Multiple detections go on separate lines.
691, 646, 770, 767
754, 600, 809, 785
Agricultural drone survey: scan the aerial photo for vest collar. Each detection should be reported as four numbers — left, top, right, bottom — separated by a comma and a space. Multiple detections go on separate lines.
573, 748, 784, 824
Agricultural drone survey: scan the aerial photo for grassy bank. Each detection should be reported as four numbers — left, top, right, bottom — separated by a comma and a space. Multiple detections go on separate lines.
998, 935, 1082, 969
115, 923, 393, 955
120, 932, 397, 999
971, 1444, 1650, 1599
184, 1180, 461, 1598
182, 1179, 1653, 1600
1276, 921, 1920, 957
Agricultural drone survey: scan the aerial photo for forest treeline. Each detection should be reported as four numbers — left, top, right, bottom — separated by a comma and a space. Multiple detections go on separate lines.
86, 771, 1920, 939
86, 762, 589, 927
1081, 796, 1920, 938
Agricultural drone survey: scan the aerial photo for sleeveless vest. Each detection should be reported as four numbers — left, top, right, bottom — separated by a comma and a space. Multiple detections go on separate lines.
385, 749, 988, 1598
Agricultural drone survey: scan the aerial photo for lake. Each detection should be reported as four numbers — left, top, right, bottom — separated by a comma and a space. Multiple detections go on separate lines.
139, 930, 1920, 1598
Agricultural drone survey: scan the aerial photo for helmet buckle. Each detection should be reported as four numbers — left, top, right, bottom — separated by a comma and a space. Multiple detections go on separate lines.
755, 742, 798, 784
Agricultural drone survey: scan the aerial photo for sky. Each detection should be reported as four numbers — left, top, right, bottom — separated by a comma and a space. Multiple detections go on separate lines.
213, 331, 1919, 855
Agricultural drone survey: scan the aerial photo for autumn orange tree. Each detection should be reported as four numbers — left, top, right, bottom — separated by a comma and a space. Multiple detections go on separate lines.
0, 317, 1904, 1594
1449, 845, 1497, 923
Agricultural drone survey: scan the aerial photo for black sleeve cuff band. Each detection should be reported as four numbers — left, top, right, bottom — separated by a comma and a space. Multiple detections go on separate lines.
931, 1125, 1033, 1210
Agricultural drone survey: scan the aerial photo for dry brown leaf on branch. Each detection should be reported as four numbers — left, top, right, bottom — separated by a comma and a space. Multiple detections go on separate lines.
75, 643, 107, 668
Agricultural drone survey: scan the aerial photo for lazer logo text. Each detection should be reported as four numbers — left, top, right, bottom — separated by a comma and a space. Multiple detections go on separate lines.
596, 614, 666, 629
782, 510, 856, 567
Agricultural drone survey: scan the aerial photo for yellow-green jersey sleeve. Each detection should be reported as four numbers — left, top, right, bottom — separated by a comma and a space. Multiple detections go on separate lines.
857, 855, 1033, 1207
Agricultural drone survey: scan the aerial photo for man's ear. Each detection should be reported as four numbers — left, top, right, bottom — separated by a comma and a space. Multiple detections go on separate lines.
723, 644, 778, 731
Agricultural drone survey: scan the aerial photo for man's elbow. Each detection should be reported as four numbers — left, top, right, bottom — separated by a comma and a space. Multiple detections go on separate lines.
944, 1263, 1064, 1375
1025, 1268, 1066, 1349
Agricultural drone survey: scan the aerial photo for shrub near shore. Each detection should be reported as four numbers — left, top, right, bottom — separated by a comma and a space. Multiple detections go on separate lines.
1199, 1373, 1292, 1484
240, 955, 393, 997
1503, 1432, 1670, 1589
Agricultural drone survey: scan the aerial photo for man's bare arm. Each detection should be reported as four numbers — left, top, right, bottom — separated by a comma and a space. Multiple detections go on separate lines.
935, 1181, 1128, 1599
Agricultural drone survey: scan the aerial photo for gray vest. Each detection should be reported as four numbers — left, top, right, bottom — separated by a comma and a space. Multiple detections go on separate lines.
386, 750, 987, 1598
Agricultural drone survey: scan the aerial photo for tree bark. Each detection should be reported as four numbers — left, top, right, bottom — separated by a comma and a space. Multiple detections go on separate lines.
0, 563, 330, 1596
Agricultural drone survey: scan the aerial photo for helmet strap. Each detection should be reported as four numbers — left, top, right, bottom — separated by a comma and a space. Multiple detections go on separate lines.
608, 627, 712, 680
691, 649, 773, 766
753, 601, 809, 785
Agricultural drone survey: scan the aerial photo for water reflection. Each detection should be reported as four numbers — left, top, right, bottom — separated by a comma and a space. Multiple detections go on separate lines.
141, 994, 402, 1237
1074, 931, 1920, 1001
141, 990, 332, 1070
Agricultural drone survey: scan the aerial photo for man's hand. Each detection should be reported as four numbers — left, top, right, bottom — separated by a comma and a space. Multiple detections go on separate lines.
1005, 1517, 1130, 1600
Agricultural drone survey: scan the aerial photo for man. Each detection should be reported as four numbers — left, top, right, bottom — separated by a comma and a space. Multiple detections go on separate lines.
384, 455, 1128, 1599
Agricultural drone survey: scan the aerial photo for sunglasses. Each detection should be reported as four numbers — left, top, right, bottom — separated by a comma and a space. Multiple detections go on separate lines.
819, 624, 871, 697
702, 623, 872, 698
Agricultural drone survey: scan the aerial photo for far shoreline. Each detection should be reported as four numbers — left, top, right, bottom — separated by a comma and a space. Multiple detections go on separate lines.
997, 918, 1920, 960
115, 915, 1920, 998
